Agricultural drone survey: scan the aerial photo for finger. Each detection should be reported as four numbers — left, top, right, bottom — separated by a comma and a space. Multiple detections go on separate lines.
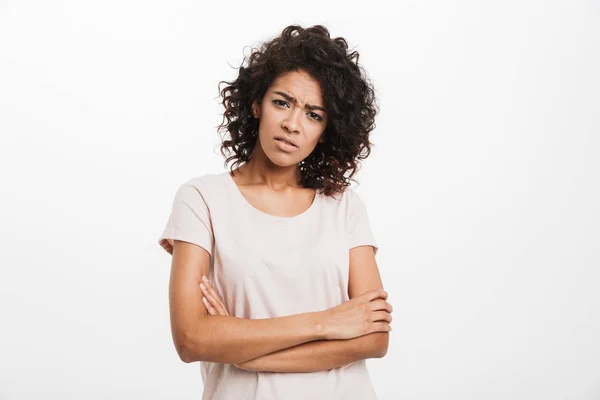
200, 284, 228, 316
364, 289, 388, 302
203, 287, 229, 315
202, 278, 230, 316
370, 299, 393, 313
199, 283, 219, 311
201, 277, 223, 304
202, 296, 217, 315
371, 311, 392, 323
372, 322, 392, 333
201, 282, 228, 316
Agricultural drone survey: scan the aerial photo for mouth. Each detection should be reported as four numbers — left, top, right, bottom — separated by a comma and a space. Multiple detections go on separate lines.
274, 136, 299, 153
274, 136, 299, 148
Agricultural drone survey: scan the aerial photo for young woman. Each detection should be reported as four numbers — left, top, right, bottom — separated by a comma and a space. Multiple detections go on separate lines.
158, 24, 393, 400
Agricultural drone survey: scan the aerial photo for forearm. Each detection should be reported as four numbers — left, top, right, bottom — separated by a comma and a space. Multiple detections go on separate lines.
180, 312, 325, 364
236, 332, 389, 373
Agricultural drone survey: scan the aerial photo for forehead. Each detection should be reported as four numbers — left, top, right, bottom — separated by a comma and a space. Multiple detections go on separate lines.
268, 70, 324, 102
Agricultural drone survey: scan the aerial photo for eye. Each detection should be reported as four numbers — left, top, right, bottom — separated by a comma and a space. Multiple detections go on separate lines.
273, 99, 289, 108
308, 112, 323, 122
273, 99, 323, 122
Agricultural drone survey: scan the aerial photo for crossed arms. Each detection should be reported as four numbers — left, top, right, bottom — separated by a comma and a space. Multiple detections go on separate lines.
168, 240, 391, 373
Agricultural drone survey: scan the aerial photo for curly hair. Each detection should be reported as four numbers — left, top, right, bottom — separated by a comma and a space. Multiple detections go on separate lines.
217, 24, 378, 197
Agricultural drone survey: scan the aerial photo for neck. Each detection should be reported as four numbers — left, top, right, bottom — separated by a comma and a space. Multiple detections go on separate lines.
235, 142, 303, 191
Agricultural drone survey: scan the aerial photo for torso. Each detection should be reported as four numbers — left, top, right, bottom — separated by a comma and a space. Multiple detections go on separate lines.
230, 171, 317, 218
160, 172, 378, 399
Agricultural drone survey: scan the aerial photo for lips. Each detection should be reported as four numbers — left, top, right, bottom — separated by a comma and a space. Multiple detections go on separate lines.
274, 136, 298, 148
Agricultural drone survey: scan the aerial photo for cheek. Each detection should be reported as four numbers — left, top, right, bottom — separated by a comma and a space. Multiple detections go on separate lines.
309, 128, 326, 147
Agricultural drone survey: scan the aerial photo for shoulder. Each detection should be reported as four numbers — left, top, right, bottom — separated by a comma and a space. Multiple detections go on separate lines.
317, 186, 371, 225
169, 172, 234, 214
175, 172, 227, 196
178, 173, 212, 189
320, 186, 364, 209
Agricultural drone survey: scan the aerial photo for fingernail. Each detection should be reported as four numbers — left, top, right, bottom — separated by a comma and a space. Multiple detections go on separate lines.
202, 276, 209, 283
200, 283, 206, 290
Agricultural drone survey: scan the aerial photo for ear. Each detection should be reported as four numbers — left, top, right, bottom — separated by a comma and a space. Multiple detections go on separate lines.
251, 100, 261, 119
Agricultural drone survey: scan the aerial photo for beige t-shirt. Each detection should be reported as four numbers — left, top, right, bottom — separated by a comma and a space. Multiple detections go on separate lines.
158, 170, 379, 400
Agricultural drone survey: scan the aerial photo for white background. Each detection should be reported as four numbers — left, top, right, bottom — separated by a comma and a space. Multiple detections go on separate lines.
1, 0, 599, 399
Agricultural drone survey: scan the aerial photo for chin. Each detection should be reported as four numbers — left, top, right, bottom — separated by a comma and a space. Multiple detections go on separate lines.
257, 137, 305, 167
266, 153, 301, 168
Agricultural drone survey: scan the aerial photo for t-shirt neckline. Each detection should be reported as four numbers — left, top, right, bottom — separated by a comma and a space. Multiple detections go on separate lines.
224, 170, 319, 222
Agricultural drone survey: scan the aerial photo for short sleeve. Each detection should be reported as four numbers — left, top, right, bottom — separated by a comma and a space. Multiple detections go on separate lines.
158, 181, 214, 256
347, 188, 379, 255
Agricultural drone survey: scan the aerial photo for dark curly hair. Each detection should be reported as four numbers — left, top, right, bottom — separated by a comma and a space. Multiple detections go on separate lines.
217, 24, 378, 197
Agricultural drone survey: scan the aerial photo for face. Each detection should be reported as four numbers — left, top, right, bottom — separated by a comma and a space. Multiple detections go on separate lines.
252, 69, 328, 167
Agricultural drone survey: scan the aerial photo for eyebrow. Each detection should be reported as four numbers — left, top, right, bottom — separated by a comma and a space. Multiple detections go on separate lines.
272, 91, 327, 113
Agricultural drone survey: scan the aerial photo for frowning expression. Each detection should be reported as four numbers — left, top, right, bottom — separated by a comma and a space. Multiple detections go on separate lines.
252, 69, 328, 167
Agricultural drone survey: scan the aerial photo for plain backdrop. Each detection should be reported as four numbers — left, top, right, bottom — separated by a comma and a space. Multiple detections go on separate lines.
1, 0, 599, 399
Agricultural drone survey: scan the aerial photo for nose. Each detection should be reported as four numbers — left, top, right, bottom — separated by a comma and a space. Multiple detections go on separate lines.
282, 108, 302, 133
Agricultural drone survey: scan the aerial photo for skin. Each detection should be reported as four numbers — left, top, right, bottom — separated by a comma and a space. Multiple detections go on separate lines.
200, 249, 392, 373
198, 69, 393, 372
166, 68, 392, 370
229, 68, 328, 214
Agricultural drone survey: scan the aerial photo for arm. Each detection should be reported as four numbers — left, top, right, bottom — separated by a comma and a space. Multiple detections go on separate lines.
169, 240, 325, 365
235, 333, 387, 373
234, 245, 391, 372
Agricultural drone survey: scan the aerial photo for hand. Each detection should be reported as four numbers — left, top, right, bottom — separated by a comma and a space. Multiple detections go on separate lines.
319, 289, 393, 340
201, 277, 251, 369
199, 276, 230, 316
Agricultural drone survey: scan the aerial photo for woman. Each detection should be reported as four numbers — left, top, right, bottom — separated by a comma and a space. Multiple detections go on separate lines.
158, 24, 393, 400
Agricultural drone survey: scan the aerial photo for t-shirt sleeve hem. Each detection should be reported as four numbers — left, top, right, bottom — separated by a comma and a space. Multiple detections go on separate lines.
158, 229, 213, 256
349, 241, 379, 255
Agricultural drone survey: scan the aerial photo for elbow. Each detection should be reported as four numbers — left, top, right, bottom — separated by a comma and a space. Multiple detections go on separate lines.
172, 319, 241, 364
178, 350, 194, 364
174, 330, 203, 363
177, 346, 195, 364
372, 332, 390, 358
